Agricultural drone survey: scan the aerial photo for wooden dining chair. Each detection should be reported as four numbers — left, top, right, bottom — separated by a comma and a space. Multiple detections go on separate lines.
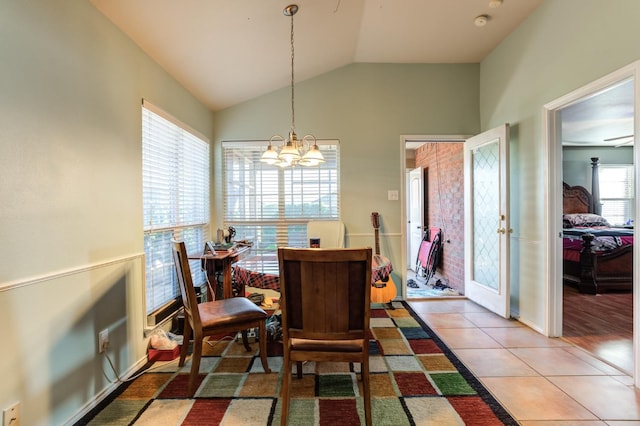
277, 247, 373, 426
171, 241, 271, 397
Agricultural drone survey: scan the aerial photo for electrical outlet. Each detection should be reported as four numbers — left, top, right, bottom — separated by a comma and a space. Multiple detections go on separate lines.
98, 329, 109, 353
3, 401, 20, 426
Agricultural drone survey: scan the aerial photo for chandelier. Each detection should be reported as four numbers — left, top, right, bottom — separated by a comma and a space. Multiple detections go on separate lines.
260, 4, 325, 168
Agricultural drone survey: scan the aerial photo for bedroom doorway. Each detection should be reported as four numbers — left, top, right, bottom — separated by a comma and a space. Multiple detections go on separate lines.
546, 63, 638, 380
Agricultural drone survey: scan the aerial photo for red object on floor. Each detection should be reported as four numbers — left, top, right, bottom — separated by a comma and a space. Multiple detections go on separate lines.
148, 345, 180, 362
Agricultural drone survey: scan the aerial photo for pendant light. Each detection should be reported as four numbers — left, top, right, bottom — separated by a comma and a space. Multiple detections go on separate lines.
260, 4, 325, 168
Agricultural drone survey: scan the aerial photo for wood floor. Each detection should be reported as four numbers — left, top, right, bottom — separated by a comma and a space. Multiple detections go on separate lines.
563, 283, 633, 374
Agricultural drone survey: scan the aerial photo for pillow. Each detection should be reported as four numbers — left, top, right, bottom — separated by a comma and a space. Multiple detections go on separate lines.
563, 213, 611, 228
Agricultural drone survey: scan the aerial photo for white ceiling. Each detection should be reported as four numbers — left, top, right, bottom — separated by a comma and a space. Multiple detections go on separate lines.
90, 0, 634, 147
90, 0, 544, 111
561, 79, 635, 147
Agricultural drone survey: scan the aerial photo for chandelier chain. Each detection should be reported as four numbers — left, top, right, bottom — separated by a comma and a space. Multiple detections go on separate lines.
290, 9, 295, 134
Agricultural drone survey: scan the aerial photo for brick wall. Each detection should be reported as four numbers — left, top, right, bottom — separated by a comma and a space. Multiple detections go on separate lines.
414, 142, 465, 293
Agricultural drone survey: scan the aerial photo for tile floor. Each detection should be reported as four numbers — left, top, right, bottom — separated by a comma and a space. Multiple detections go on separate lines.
408, 298, 640, 424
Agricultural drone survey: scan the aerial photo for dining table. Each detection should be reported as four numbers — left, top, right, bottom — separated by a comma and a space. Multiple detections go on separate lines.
233, 250, 393, 294
188, 245, 251, 300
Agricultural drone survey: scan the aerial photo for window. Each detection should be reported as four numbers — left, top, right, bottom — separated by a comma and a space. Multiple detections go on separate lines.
142, 100, 209, 326
222, 141, 339, 253
599, 164, 634, 226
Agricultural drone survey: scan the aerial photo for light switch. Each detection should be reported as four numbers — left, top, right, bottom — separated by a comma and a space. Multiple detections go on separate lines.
387, 190, 399, 201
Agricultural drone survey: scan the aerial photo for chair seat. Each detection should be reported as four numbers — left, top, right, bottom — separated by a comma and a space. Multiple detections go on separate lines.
199, 297, 268, 329
290, 338, 365, 353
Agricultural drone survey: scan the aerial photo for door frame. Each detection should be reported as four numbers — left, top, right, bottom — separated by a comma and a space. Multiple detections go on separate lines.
544, 61, 640, 384
400, 135, 468, 300
407, 167, 424, 273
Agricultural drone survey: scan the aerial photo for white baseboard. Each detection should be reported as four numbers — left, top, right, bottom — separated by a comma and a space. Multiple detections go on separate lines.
63, 355, 150, 426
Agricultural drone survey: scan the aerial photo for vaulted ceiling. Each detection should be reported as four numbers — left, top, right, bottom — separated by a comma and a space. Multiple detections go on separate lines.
91, 0, 634, 147
91, 0, 543, 111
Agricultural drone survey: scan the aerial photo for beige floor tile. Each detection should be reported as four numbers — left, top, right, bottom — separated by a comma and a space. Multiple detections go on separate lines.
584, 337, 634, 375
463, 311, 523, 328
562, 346, 630, 376
429, 327, 502, 349
610, 374, 636, 386
417, 312, 477, 328
408, 299, 488, 314
407, 298, 640, 423
548, 376, 640, 420
480, 376, 598, 421
453, 348, 539, 377
482, 326, 571, 348
509, 347, 607, 376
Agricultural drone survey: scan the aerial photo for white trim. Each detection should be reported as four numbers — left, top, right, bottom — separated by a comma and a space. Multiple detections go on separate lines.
347, 232, 402, 237
142, 99, 209, 143
543, 59, 640, 385
403, 134, 469, 142
221, 139, 339, 148
63, 355, 150, 426
0, 253, 145, 292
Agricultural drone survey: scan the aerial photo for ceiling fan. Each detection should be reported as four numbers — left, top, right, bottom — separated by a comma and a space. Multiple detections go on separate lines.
604, 134, 634, 147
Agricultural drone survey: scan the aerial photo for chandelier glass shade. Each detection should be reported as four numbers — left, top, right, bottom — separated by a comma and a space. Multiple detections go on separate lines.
260, 4, 325, 168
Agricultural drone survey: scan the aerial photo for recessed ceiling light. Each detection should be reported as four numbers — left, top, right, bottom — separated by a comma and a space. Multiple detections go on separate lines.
474, 14, 489, 27
489, 0, 503, 8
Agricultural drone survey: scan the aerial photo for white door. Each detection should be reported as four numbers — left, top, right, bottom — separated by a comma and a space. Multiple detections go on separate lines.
408, 168, 424, 270
464, 124, 511, 318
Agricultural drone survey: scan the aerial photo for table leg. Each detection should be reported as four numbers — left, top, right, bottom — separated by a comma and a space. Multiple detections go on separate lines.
221, 258, 234, 299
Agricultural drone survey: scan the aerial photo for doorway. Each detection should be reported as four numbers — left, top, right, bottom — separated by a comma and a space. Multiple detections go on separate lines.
546, 64, 638, 379
402, 136, 466, 299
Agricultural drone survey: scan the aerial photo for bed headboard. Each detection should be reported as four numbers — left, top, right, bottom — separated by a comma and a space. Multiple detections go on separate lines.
563, 182, 592, 214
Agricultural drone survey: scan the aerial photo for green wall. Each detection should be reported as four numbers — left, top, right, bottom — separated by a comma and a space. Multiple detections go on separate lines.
0, 2, 213, 424
563, 146, 634, 189
213, 63, 481, 284
481, 0, 640, 328
4, 0, 640, 422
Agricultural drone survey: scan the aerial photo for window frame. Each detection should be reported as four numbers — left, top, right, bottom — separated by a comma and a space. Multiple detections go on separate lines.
142, 100, 210, 327
222, 140, 340, 253
598, 163, 634, 226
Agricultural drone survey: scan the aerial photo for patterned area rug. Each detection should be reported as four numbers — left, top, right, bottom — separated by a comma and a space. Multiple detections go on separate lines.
79, 302, 516, 425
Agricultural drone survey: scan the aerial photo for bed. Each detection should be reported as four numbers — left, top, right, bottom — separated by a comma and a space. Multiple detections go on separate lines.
562, 158, 634, 294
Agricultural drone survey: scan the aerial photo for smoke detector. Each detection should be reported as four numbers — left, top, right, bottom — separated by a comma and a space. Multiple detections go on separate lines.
489, 0, 503, 8
474, 14, 489, 27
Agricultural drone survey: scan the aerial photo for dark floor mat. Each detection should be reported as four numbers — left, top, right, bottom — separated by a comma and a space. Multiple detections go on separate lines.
407, 278, 420, 288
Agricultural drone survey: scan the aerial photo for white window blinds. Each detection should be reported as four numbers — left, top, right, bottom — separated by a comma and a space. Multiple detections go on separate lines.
142, 101, 210, 319
598, 164, 634, 226
222, 140, 340, 252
